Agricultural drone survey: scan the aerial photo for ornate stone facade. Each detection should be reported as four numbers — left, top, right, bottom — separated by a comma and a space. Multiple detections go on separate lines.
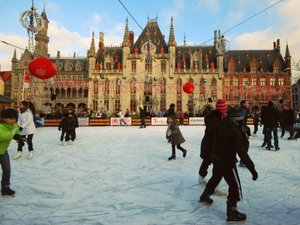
9, 10, 292, 116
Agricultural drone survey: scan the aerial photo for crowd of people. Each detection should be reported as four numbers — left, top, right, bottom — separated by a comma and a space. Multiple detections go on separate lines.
0, 98, 299, 222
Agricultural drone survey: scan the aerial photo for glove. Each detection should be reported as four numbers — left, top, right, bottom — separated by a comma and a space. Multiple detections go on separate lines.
199, 161, 209, 178
250, 168, 258, 181
13, 134, 21, 140
19, 127, 23, 132
58, 127, 61, 131
13, 135, 27, 143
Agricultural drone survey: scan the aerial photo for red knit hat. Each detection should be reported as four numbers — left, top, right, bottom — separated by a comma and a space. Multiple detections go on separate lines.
215, 99, 227, 115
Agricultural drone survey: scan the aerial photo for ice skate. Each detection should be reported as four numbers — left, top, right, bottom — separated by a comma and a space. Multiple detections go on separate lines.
226, 200, 246, 222
13, 151, 22, 160
28, 151, 33, 160
168, 155, 176, 161
182, 149, 187, 158
199, 189, 213, 205
1, 186, 15, 197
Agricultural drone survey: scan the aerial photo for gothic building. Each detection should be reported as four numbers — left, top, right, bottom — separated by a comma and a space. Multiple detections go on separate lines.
9, 9, 292, 116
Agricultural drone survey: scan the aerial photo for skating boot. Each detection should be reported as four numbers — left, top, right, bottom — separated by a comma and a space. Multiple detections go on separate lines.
199, 189, 213, 205
13, 151, 22, 160
28, 151, 34, 160
182, 149, 187, 158
226, 200, 246, 221
168, 154, 176, 161
1, 186, 15, 196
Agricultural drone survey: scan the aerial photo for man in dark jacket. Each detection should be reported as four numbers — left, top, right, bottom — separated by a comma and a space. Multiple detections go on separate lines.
280, 105, 295, 139
261, 101, 280, 150
199, 99, 226, 178
139, 107, 146, 128
199, 100, 258, 222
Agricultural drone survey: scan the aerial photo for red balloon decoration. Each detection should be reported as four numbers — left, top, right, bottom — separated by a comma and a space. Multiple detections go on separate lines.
183, 82, 195, 94
28, 57, 57, 80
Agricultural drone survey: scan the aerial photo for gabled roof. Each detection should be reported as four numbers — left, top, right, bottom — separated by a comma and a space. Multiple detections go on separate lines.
0, 71, 12, 82
131, 18, 168, 54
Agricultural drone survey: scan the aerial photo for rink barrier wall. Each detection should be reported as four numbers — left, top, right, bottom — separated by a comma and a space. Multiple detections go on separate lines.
43, 117, 254, 127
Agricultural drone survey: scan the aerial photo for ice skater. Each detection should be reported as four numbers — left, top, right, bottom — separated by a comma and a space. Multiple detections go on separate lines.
166, 115, 187, 160
58, 111, 77, 145
13, 101, 36, 160
0, 108, 23, 196
199, 101, 258, 222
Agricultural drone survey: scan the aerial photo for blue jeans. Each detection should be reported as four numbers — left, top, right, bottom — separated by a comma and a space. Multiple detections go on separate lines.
0, 151, 11, 187
265, 127, 279, 149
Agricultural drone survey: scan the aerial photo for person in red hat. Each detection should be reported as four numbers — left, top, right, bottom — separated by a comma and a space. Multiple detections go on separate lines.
199, 99, 228, 181
199, 99, 258, 222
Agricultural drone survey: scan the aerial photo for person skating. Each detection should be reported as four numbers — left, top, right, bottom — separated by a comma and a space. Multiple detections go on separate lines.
0, 108, 23, 196
199, 99, 225, 181
13, 101, 36, 160
139, 107, 146, 128
261, 101, 280, 150
58, 111, 78, 145
166, 115, 187, 160
199, 99, 258, 222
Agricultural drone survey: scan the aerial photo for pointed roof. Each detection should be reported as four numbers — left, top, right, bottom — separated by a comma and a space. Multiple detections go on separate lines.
285, 43, 291, 58
0, 71, 12, 82
40, 9, 49, 22
122, 18, 131, 48
88, 32, 96, 57
168, 17, 176, 47
131, 18, 168, 54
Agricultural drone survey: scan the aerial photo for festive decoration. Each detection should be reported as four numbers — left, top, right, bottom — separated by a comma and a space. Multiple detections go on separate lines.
183, 82, 195, 94
28, 57, 57, 80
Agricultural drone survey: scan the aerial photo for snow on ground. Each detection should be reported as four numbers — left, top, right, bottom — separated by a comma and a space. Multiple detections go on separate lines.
0, 125, 299, 225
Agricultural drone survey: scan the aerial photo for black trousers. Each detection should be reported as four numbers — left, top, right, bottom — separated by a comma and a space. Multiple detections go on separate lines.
65, 129, 76, 142
205, 164, 242, 203
17, 134, 34, 151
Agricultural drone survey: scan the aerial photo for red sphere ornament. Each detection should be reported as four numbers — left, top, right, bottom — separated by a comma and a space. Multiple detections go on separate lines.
183, 82, 195, 94
28, 57, 57, 80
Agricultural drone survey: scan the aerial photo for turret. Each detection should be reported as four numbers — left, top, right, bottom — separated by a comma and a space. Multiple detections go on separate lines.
168, 17, 176, 79
88, 32, 96, 70
34, 9, 49, 57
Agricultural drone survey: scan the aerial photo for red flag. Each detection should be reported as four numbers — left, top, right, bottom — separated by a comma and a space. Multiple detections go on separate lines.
23, 70, 30, 89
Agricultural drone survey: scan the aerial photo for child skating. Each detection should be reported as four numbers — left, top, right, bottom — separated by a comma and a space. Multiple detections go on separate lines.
166, 115, 187, 160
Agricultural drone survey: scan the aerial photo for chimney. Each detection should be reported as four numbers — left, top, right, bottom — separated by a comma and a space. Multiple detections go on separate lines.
129, 31, 134, 47
277, 39, 280, 52
273, 41, 276, 50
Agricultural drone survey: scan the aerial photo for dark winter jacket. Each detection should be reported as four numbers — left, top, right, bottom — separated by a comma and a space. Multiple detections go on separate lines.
210, 117, 255, 171
281, 109, 295, 126
261, 105, 280, 128
239, 105, 250, 132
59, 115, 78, 131
200, 110, 222, 163
167, 122, 185, 145
139, 108, 146, 119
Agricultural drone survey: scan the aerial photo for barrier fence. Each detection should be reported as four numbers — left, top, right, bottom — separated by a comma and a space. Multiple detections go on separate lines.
41, 117, 255, 127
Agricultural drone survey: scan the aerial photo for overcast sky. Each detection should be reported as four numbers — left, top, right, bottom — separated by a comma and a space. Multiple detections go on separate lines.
0, 0, 299, 80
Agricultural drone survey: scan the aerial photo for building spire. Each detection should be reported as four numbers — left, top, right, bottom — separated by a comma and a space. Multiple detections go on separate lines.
88, 31, 96, 57
122, 17, 130, 48
168, 17, 176, 47
285, 41, 291, 58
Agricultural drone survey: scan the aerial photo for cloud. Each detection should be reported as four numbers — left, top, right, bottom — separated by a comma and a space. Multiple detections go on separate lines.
0, 33, 28, 70
195, 0, 220, 13
48, 21, 90, 58
162, 0, 186, 23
